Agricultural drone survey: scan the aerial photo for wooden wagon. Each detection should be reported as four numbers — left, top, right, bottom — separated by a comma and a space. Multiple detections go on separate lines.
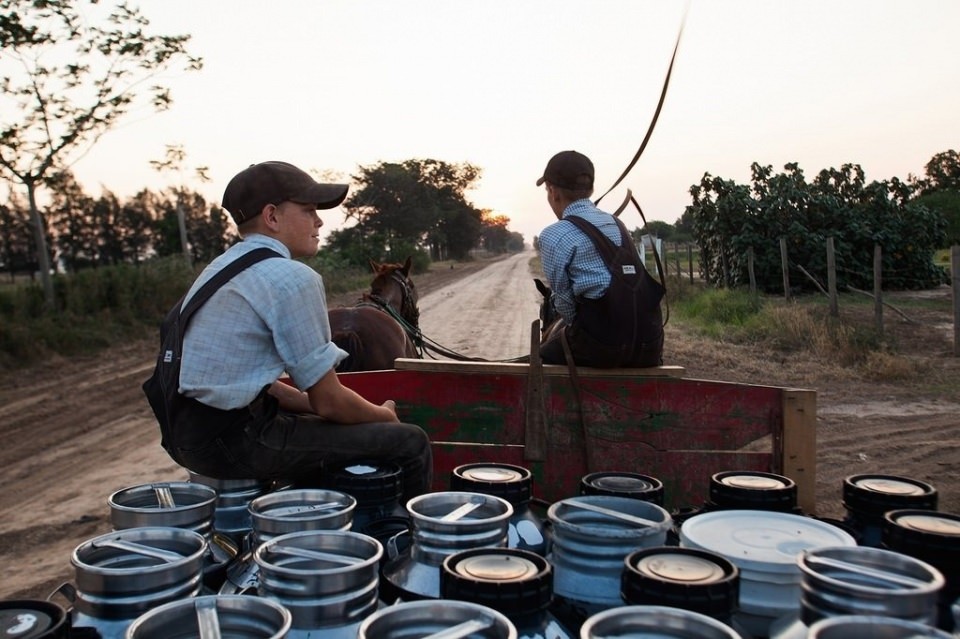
339, 341, 818, 514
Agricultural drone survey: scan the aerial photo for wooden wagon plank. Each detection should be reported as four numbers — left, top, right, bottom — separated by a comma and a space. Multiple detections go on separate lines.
544, 376, 781, 451
395, 358, 687, 378
782, 389, 817, 514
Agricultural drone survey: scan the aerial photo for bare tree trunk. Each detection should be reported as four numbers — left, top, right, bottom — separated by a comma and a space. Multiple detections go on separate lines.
176, 192, 191, 267
26, 182, 55, 309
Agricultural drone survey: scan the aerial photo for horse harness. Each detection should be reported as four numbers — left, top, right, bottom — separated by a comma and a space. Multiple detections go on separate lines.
360, 270, 424, 356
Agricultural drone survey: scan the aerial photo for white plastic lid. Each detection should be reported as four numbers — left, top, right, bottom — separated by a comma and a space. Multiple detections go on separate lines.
679, 510, 856, 571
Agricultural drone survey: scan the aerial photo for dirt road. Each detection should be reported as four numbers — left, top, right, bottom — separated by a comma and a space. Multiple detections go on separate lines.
0, 253, 540, 601
417, 250, 541, 361
0, 253, 957, 602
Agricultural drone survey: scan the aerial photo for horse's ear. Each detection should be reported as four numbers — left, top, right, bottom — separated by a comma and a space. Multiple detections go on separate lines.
402, 255, 412, 276
369, 259, 380, 273
534, 278, 551, 298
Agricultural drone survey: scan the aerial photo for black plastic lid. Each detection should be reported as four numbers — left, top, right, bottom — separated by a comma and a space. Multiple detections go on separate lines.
441, 548, 552, 616
708, 470, 798, 512
843, 474, 937, 518
0, 600, 67, 639
450, 463, 532, 506
882, 509, 960, 575
327, 461, 403, 507
579, 472, 665, 506
621, 546, 740, 619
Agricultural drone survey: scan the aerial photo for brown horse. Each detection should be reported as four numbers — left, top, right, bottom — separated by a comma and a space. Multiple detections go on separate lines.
328, 257, 421, 372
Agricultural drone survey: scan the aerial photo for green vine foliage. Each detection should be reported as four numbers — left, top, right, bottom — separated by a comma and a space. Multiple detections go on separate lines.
687, 162, 948, 293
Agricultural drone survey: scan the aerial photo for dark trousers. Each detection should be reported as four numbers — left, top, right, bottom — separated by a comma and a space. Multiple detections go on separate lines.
167, 393, 433, 502
540, 320, 663, 369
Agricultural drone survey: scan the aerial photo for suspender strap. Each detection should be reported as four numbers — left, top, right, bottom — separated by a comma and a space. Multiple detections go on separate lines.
180, 247, 281, 322
563, 216, 638, 272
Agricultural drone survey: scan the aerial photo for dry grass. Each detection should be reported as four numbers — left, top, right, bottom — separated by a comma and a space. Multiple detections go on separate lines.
669, 284, 956, 390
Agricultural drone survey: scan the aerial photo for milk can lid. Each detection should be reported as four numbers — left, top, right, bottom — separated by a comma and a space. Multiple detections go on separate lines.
0, 601, 64, 639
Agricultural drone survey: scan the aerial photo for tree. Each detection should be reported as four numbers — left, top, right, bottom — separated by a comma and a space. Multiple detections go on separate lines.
119, 189, 159, 264
642, 220, 675, 241
913, 189, 960, 247
910, 150, 960, 247
151, 187, 230, 262
479, 212, 511, 253
686, 162, 946, 292
343, 158, 484, 262
915, 149, 960, 194
187, 201, 234, 263
149, 144, 211, 266
0, 193, 34, 280
45, 169, 96, 271
0, 0, 202, 307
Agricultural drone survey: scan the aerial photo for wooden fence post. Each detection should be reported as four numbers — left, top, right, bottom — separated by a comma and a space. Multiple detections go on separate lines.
780, 237, 790, 300
826, 237, 838, 317
747, 246, 757, 296
873, 243, 883, 335
687, 244, 694, 284
721, 245, 730, 288
674, 242, 681, 282
953, 245, 959, 357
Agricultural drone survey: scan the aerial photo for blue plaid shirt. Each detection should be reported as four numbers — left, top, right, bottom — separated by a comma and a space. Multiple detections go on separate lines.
539, 199, 632, 324
179, 234, 348, 411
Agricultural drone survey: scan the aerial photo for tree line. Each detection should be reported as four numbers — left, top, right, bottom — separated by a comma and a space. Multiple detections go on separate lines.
0, 156, 526, 283
676, 150, 958, 293
1, 2, 524, 302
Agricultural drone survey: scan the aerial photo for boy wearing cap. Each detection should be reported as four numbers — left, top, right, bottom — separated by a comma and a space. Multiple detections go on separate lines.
154, 160, 432, 499
536, 150, 664, 368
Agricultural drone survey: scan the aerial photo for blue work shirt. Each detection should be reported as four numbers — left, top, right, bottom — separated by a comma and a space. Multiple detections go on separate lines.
179, 234, 348, 411
539, 199, 632, 324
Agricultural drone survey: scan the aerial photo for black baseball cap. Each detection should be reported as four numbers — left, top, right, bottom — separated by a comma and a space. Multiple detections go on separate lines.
536, 150, 594, 190
222, 161, 349, 224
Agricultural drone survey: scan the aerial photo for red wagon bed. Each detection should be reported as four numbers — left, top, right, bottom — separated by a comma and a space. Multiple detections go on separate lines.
339, 357, 817, 513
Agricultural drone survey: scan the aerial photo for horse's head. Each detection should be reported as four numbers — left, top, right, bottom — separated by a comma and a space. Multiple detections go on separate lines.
534, 278, 557, 333
369, 256, 420, 327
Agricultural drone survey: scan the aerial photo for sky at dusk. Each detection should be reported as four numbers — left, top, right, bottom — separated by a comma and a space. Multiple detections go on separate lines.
48, 0, 960, 245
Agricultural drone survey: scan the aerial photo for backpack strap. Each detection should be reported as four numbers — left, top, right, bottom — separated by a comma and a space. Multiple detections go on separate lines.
179, 247, 282, 323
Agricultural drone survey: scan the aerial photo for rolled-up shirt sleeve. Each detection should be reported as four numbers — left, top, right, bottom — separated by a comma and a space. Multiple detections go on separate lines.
266, 264, 348, 391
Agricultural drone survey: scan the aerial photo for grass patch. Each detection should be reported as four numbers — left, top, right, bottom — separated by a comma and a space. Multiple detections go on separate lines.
669, 284, 941, 380
0, 254, 383, 372
671, 287, 763, 339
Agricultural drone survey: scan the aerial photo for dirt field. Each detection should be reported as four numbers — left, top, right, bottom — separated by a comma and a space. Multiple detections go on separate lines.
0, 251, 957, 601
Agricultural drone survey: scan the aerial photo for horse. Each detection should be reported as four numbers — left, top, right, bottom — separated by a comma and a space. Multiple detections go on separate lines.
328, 257, 421, 372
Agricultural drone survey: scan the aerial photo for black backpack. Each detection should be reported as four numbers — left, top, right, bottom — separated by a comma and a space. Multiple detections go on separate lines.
564, 215, 665, 367
142, 248, 281, 453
